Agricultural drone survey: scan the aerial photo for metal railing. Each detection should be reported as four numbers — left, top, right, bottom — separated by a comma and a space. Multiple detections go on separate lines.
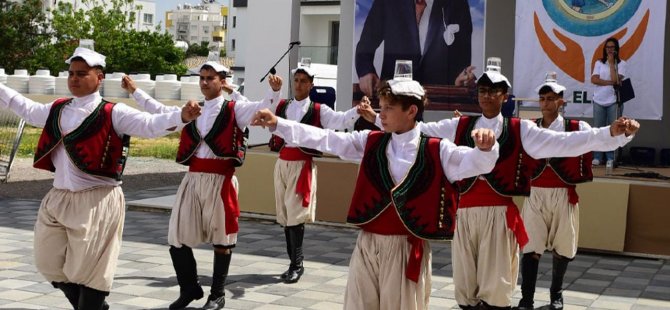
0, 107, 26, 183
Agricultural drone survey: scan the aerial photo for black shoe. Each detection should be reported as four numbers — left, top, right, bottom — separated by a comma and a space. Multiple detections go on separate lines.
284, 265, 304, 284
169, 288, 204, 310
201, 294, 225, 310
549, 295, 563, 310
512, 306, 533, 310
280, 268, 290, 280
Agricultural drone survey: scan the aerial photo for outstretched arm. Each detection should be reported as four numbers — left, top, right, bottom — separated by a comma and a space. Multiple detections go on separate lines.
124, 75, 180, 114
0, 83, 51, 127
111, 101, 200, 138
441, 128, 499, 182
251, 108, 368, 162
234, 74, 282, 128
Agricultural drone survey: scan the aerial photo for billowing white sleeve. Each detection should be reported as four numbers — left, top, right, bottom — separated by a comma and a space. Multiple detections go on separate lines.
440, 139, 499, 183
111, 103, 186, 138
0, 83, 51, 127
374, 115, 460, 142
520, 119, 632, 158
131, 88, 181, 114
272, 118, 369, 162
319, 105, 360, 130
234, 89, 281, 128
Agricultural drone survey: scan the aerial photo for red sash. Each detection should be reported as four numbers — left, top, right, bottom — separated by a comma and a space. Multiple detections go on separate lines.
532, 169, 579, 205
458, 180, 529, 248
189, 157, 239, 235
360, 207, 424, 283
279, 147, 314, 208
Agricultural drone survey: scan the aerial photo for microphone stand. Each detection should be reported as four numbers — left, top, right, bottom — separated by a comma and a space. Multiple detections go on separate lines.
612, 55, 623, 167
260, 42, 299, 82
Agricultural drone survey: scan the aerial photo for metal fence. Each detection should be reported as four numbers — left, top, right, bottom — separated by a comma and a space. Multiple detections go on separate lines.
0, 107, 26, 183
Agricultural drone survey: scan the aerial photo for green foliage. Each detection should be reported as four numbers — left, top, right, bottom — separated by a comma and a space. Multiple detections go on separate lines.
0, 0, 187, 76
0, 0, 51, 73
186, 41, 211, 58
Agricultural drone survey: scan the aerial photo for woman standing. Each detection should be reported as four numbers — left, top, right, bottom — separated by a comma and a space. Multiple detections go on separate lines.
591, 37, 626, 167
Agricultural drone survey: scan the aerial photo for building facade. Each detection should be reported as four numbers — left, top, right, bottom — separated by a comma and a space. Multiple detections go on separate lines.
165, 1, 228, 47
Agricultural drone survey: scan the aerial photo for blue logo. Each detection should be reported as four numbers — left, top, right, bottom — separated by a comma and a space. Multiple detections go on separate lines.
542, 0, 641, 36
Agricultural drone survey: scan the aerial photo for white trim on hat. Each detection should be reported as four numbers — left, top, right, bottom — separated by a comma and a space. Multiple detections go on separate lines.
291, 66, 315, 78
199, 61, 230, 74
536, 81, 566, 94
478, 70, 512, 88
65, 47, 106, 68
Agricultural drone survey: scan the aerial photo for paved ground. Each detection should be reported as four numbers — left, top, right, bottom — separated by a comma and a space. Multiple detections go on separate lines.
0, 186, 669, 309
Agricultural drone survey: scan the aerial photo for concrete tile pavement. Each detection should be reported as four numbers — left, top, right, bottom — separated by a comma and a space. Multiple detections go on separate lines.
0, 187, 668, 309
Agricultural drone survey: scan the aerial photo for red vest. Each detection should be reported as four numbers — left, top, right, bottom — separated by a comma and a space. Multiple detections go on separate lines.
33, 98, 130, 181
176, 100, 248, 166
531, 118, 593, 184
454, 116, 539, 196
269, 99, 323, 157
347, 131, 458, 240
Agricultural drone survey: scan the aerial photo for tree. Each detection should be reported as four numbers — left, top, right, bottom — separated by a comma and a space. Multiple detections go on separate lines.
0, 0, 51, 73
185, 41, 211, 58
37, 0, 187, 76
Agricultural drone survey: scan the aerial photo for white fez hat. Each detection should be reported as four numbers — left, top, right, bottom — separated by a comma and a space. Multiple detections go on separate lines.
65, 47, 106, 68
477, 57, 512, 88
388, 79, 425, 99
199, 61, 230, 75
292, 66, 316, 78
535, 71, 566, 94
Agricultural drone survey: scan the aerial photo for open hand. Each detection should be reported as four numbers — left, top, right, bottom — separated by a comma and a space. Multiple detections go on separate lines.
359, 73, 380, 98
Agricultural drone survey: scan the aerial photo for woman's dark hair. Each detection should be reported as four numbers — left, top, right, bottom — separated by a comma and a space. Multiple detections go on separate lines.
600, 37, 621, 64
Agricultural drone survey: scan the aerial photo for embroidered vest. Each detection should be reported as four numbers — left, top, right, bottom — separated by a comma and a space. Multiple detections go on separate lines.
347, 131, 458, 240
531, 118, 593, 184
454, 116, 539, 196
269, 99, 323, 157
176, 100, 248, 167
33, 98, 130, 181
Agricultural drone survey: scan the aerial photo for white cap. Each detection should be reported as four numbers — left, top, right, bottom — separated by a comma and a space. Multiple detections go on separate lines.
65, 47, 106, 68
388, 79, 425, 99
291, 66, 316, 78
477, 70, 512, 88
535, 71, 566, 94
199, 61, 230, 75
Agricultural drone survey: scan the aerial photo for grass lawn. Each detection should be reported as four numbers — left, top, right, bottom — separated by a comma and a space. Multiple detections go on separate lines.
16, 126, 180, 160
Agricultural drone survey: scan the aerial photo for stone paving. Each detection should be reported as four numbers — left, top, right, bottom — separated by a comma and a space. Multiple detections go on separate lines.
0, 186, 668, 309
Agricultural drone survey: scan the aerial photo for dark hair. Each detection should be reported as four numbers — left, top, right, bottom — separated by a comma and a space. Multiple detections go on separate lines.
293, 70, 314, 82
600, 37, 621, 64
376, 80, 427, 119
538, 85, 564, 98
200, 65, 227, 80
69, 56, 104, 72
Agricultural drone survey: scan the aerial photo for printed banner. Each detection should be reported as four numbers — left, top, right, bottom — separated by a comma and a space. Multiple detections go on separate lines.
514, 0, 666, 120
352, 0, 486, 112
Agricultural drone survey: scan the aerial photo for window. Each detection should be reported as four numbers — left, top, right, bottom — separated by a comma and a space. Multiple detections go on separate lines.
143, 13, 153, 24
203, 26, 209, 34
191, 25, 197, 31
191, 36, 198, 42
232, 39, 236, 51
233, 16, 236, 28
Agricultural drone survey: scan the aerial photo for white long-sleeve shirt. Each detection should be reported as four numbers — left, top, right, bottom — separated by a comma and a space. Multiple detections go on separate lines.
377, 113, 632, 158
280, 97, 360, 149
273, 118, 499, 184
132, 88, 280, 159
0, 84, 186, 191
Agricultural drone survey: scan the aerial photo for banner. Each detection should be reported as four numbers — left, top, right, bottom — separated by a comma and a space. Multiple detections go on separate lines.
514, 0, 665, 120
352, 0, 486, 112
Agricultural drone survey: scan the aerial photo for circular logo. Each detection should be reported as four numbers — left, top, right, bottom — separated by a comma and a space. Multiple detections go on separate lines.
542, 0, 641, 36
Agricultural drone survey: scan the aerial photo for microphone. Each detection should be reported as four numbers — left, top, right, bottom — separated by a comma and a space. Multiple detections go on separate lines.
290, 41, 301, 45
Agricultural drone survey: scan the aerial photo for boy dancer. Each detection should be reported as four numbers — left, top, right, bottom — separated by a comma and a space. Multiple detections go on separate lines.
269, 65, 360, 283
516, 75, 595, 310
123, 62, 281, 309
253, 78, 499, 309
0, 47, 199, 310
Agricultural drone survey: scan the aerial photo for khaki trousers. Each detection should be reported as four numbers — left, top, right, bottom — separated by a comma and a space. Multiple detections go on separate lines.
344, 231, 432, 310
33, 186, 125, 292
168, 172, 238, 248
274, 158, 317, 226
522, 187, 580, 258
452, 206, 519, 307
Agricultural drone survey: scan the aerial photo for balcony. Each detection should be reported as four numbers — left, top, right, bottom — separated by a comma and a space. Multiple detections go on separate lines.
298, 46, 338, 65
